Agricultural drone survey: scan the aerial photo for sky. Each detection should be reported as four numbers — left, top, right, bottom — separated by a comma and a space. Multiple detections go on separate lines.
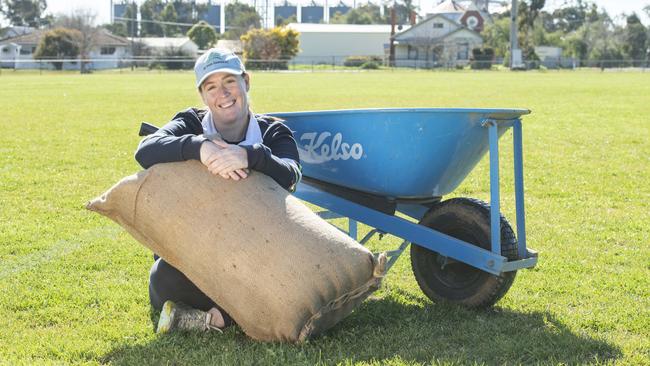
10, 0, 650, 26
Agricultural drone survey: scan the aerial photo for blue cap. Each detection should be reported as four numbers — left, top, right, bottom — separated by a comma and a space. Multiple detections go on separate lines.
194, 48, 245, 88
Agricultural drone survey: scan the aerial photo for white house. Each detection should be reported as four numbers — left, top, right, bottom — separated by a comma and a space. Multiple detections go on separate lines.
0, 29, 131, 70
285, 23, 410, 65
133, 37, 199, 58
393, 13, 483, 67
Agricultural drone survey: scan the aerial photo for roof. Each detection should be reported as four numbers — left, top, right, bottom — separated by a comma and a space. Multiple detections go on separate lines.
132, 37, 195, 49
215, 40, 242, 53
0, 26, 35, 40
394, 14, 455, 38
0, 30, 42, 45
0, 29, 129, 46
394, 14, 482, 43
286, 23, 409, 34
396, 27, 482, 46
430, 0, 466, 14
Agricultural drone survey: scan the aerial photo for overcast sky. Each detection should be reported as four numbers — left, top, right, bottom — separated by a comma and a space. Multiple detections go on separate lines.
13, 0, 650, 26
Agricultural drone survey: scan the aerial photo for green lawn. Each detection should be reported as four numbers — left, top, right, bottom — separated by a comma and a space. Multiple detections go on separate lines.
0, 69, 648, 365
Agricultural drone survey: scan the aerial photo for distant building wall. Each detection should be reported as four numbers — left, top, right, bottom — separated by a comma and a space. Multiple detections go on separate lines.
288, 24, 392, 65
202, 4, 221, 27
301, 6, 324, 23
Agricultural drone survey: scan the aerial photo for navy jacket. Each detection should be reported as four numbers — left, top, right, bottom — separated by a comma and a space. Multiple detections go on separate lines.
135, 108, 301, 191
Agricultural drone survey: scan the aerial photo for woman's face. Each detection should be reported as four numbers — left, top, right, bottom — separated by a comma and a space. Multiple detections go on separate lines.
200, 72, 250, 128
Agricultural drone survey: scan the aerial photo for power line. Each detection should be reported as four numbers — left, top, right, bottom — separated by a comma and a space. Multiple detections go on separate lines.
113, 16, 243, 30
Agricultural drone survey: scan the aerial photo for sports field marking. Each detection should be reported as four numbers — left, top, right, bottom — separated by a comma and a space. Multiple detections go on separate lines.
0, 226, 121, 280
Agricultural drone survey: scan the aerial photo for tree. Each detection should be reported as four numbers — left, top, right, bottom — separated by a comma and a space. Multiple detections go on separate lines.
275, 14, 296, 27
160, 2, 179, 36
481, 16, 510, 58
0, 0, 46, 27
241, 26, 299, 69
551, 0, 596, 33
140, 0, 164, 36
622, 14, 647, 65
330, 4, 384, 25
122, 2, 138, 38
224, 1, 261, 40
33, 27, 81, 70
53, 10, 100, 73
101, 22, 128, 37
187, 20, 218, 49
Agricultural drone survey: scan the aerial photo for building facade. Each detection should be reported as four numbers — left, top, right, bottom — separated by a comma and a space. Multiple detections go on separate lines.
0, 30, 131, 70
393, 13, 483, 67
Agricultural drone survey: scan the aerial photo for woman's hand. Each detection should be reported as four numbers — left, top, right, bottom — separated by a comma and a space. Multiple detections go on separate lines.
200, 140, 249, 180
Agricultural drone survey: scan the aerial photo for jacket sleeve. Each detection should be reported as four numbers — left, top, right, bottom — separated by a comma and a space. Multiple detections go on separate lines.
243, 121, 302, 191
134, 109, 208, 169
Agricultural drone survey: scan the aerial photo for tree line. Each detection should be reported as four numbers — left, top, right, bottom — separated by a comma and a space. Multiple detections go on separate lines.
2, 0, 648, 68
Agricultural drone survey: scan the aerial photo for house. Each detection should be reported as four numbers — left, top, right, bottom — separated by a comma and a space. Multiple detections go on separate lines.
423, 0, 492, 32
132, 37, 199, 58
0, 29, 131, 70
393, 13, 483, 67
286, 23, 410, 65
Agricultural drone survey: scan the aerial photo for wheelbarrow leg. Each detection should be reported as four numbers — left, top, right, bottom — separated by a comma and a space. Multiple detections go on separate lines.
487, 121, 502, 256
385, 239, 411, 272
349, 219, 357, 241
513, 119, 528, 259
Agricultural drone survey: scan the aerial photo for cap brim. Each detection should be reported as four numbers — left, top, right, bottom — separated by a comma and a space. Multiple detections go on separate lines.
196, 68, 244, 88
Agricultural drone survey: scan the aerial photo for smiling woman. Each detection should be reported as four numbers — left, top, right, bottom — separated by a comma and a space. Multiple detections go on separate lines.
131, 47, 303, 334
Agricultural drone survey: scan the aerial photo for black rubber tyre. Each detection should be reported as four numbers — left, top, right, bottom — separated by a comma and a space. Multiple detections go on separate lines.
410, 197, 518, 308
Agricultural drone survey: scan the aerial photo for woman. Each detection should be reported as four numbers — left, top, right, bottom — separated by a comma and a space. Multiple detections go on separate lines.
135, 48, 301, 333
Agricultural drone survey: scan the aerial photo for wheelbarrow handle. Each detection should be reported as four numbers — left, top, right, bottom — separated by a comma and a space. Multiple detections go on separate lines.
139, 122, 159, 136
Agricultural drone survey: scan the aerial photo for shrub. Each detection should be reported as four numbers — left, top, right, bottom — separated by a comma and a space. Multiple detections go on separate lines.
344, 55, 382, 67
149, 47, 194, 70
360, 61, 379, 69
33, 28, 81, 70
241, 27, 299, 70
470, 47, 495, 70
187, 21, 218, 50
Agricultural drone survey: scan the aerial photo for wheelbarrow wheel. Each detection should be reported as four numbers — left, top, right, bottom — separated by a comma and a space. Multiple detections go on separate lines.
410, 197, 518, 308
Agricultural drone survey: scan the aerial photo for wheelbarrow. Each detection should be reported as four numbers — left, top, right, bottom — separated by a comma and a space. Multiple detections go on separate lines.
138, 107, 538, 308
267, 108, 538, 308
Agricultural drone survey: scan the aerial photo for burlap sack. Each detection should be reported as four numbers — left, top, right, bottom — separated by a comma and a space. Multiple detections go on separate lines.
87, 161, 386, 342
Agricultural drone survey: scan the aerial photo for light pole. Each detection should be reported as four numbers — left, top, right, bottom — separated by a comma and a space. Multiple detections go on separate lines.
510, 0, 522, 69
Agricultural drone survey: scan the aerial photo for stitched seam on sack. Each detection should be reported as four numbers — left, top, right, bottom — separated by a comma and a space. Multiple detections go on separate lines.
132, 170, 152, 229
121, 170, 161, 252
297, 276, 383, 342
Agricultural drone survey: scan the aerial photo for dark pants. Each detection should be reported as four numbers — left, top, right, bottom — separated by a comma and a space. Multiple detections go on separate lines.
149, 257, 234, 326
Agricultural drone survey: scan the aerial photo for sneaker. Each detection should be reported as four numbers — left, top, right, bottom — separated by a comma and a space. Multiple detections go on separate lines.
156, 300, 222, 333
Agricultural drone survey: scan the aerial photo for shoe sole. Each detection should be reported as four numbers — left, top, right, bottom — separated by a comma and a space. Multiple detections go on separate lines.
156, 301, 176, 334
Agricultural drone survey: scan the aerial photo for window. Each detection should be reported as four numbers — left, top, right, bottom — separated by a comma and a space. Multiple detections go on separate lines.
19, 47, 33, 55
1, 47, 7, 53
433, 23, 444, 29
101, 47, 116, 55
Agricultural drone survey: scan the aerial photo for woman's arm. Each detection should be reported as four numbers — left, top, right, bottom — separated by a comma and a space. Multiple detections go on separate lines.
244, 121, 302, 191
134, 109, 207, 169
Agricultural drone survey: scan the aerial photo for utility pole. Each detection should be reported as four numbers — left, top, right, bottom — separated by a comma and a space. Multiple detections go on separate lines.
510, 0, 522, 69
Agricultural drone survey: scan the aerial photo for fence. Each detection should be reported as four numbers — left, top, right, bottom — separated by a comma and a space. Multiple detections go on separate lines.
2, 56, 650, 74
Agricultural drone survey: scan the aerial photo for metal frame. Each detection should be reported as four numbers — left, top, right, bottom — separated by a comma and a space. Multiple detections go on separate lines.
298, 117, 538, 276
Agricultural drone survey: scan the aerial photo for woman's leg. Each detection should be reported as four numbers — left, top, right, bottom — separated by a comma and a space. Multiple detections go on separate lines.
149, 258, 234, 327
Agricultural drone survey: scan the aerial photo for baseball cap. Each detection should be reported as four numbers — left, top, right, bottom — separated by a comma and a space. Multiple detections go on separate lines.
194, 48, 246, 88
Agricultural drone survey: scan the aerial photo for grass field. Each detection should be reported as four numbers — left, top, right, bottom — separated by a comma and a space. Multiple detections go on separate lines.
0, 69, 649, 365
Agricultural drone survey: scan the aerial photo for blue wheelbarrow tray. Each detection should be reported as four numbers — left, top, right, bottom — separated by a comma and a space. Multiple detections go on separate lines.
268, 108, 538, 307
